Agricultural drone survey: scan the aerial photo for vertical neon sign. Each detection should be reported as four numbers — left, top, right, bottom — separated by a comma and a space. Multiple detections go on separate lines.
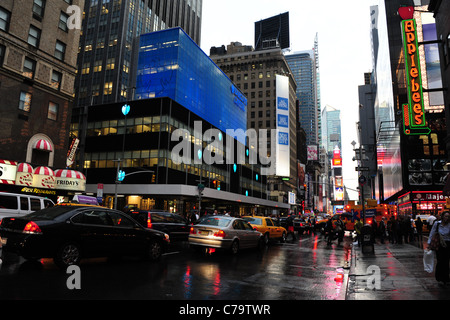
401, 18, 430, 135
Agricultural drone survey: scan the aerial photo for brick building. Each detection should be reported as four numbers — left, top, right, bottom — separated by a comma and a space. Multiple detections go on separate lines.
0, 0, 83, 168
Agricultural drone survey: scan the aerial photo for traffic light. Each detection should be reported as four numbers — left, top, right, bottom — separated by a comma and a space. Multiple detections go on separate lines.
117, 170, 125, 182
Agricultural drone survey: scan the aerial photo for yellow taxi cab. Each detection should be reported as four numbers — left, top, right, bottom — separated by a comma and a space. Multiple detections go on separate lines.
242, 216, 287, 244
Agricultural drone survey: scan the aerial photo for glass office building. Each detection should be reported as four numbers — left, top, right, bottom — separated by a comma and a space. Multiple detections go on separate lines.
285, 50, 319, 147
135, 27, 247, 142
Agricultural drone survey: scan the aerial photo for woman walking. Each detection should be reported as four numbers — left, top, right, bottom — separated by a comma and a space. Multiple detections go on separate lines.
428, 211, 450, 284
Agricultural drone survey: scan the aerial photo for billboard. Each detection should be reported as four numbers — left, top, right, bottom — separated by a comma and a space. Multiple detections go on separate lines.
275, 75, 290, 177
307, 145, 318, 161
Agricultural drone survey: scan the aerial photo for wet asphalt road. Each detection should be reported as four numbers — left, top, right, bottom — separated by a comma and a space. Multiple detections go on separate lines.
0, 231, 352, 300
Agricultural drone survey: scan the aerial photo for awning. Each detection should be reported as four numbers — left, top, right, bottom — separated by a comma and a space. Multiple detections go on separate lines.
33, 166, 55, 189
55, 169, 86, 180
16, 163, 34, 186
34, 166, 55, 176
33, 139, 53, 152
17, 163, 33, 173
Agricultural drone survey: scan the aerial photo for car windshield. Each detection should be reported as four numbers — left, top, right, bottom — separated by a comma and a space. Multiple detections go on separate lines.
25, 206, 80, 220
242, 217, 262, 225
196, 217, 231, 227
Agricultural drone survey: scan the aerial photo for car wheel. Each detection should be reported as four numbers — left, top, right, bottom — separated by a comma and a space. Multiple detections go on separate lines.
54, 242, 81, 269
230, 240, 239, 255
146, 240, 162, 261
280, 232, 287, 243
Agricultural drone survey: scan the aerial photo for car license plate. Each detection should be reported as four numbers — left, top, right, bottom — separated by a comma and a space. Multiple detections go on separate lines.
0, 237, 6, 246
199, 230, 209, 236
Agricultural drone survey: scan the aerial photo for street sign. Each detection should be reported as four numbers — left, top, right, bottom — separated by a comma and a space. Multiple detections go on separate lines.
355, 167, 369, 171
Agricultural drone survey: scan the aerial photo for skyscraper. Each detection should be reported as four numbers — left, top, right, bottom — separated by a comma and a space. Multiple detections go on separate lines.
74, 0, 202, 108
72, 0, 203, 172
285, 48, 321, 147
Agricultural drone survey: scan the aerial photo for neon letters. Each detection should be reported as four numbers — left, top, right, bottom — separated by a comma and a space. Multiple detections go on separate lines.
401, 18, 430, 135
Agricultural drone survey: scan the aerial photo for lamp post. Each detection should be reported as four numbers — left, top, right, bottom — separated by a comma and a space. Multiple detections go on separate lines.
114, 104, 130, 210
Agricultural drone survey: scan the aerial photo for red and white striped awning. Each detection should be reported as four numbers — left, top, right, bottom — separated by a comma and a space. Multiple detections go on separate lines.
17, 163, 33, 173
55, 169, 86, 180
33, 139, 53, 152
0, 159, 18, 185
34, 166, 55, 176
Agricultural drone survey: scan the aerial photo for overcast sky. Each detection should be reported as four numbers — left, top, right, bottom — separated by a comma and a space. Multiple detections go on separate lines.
200, 0, 376, 199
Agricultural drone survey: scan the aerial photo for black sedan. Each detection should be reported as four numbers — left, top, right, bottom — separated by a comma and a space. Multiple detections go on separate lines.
0, 204, 170, 269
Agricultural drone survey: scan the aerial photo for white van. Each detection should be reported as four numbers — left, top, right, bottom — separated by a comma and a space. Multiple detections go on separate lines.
0, 192, 55, 219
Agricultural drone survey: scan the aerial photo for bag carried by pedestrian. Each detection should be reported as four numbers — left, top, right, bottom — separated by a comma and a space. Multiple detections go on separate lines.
429, 222, 447, 251
423, 249, 435, 273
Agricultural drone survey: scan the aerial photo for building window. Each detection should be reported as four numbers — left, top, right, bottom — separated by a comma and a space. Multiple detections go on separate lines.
93, 60, 102, 73
32, 0, 46, 19
59, 11, 69, 32
55, 41, 66, 61
47, 102, 59, 120
106, 58, 115, 70
19, 91, 32, 112
51, 70, 62, 90
28, 26, 41, 48
104, 82, 113, 95
0, 7, 11, 32
82, 62, 90, 74
23, 57, 36, 78
0, 45, 6, 67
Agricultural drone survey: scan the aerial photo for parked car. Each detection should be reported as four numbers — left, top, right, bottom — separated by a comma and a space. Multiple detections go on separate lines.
242, 216, 287, 244
0, 192, 54, 219
124, 209, 190, 241
189, 216, 264, 254
0, 203, 170, 269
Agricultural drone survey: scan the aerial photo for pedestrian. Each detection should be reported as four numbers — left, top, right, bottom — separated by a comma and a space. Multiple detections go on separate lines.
379, 218, 386, 244
354, 219, 363, 246
415, 216, 423, 243
286, 215, 296, 240
428, 211, 450, 285
334, 216, 345, 245
427, 213, 437, 232
325, 218, 334, 245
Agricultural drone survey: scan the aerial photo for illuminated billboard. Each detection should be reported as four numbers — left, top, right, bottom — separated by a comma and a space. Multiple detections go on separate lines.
401, 18, 430, 136
275, 75, 290, 177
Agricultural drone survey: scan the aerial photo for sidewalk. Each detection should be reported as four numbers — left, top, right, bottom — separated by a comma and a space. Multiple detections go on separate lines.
346, 237, 450, 300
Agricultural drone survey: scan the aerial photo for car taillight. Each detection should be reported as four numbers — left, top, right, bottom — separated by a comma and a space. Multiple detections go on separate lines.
147, 214, 152, 229
213, 230, 226, 238
23, 221, 42, 234
190, 227, 197, 234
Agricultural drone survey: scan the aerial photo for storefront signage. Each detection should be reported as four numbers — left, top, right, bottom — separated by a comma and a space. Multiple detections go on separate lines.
0, 160, 86, 192
21, 187, 57, 195
401, 18, 430, 136
66, 138, 79, 167
0, 160, 17, 184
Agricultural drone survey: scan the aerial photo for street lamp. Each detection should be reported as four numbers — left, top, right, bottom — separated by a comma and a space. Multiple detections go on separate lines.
114, 104, 131, 210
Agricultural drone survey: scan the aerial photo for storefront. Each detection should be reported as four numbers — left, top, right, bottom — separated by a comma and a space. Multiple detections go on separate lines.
0, 159, 86, 203
398, 191, 447, 216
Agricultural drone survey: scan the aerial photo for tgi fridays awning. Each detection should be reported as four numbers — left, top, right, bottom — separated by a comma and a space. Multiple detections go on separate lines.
33, 139, 53, 152
0, 159, 18, 184
55, 169, 86, 191
33, 166, 56, 189
0, 160, 86, 192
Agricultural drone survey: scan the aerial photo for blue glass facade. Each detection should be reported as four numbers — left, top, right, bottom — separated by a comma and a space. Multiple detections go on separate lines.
136, 28, 247, 142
